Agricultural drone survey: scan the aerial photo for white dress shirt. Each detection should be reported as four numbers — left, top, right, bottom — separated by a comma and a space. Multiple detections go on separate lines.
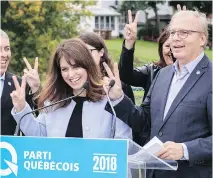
0, 73, 5, 98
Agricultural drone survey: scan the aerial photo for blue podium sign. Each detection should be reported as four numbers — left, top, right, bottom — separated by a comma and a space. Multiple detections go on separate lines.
0, 136, 128, 178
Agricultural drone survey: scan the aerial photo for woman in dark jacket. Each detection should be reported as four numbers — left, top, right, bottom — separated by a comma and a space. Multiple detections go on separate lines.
119, 29, 175, 102
119, 10, 175, 146
79, 32, 135, 104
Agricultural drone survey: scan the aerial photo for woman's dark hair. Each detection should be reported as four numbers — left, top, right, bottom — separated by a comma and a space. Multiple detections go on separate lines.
38, 38, 104, 110
153, 28, 170, 68
79, 32, 114, 77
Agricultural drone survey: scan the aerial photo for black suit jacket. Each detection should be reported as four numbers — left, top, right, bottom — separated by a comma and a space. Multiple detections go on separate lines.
1, 72, 36, 135
119, 41, 160, 146
118, 41, 161, 101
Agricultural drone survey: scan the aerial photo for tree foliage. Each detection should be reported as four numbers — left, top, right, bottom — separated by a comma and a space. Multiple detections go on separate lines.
1, 0, 95, 78
119, 1, 147, 12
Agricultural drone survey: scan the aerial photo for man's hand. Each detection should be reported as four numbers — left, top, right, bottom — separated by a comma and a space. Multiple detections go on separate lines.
102, 62, 123, 101
124, 10, 140, 49
156, 141, 184, 160
23, 57, 40, 94
10, 76, 27, 112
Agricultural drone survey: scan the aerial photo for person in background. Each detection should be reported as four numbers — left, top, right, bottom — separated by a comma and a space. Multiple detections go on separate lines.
10, 38, 132, 141
119, 10, 175, 103
79, 32, 135, 104
0, 29, 40, 135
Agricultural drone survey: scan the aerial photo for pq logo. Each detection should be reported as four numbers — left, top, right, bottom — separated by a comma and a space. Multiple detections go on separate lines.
0, 142, 18, 176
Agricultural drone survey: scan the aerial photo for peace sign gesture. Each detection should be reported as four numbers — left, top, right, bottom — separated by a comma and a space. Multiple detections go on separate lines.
23, 57, 40, 93
124, 10, 140, 49
103, 62, 123, 101
177, 4, 186, 11
10, 76, 27, 112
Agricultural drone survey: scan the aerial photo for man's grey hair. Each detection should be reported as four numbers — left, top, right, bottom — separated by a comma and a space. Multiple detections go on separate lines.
0, 29, 9, 39
169, 10, 208, 46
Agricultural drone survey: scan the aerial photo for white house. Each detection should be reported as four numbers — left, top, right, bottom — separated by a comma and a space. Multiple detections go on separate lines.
79, 6, 120, 38
78, 0, 173, 38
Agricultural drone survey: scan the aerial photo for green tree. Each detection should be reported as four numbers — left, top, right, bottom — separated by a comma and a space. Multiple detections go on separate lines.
145, 1, 165, 36
1, 0, 95, 78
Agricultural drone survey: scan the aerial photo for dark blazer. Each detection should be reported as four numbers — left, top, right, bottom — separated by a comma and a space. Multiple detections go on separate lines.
121, 82, 135, 104
112, 54, 212, 178
118, 41, 161, 101
1, 72, 36, 135
119, 41, 160, 146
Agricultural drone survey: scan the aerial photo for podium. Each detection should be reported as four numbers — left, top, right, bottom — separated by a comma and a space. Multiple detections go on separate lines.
128, 140, 178, 178
0, 136, 177, 178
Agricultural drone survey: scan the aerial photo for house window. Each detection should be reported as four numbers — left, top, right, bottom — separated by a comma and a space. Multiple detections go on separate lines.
111, 16, 115, 30
106, 16, 110, 29
100, 16, 104, 29
95, 16, 99, 29
95, 16, 115, 31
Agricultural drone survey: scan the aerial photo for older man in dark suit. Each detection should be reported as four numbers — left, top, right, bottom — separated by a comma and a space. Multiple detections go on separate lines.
0, 29, 40, 135
103, 9, 212, 178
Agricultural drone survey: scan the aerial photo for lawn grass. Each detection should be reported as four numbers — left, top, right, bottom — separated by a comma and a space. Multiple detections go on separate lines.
133, 89, 145, 106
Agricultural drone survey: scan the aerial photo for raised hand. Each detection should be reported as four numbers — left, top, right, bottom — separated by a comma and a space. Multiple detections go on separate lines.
177, 4, 187, 11
10, 76, 27, 112
23, 57, 40, 93
124, 10, 140, 49
103, 62, 123, 101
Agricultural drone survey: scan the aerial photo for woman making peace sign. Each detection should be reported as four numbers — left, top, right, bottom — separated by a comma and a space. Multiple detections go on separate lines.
10, 38, 132, 140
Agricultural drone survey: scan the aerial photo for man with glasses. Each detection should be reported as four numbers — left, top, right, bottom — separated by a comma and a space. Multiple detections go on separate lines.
105, 9, 212, 178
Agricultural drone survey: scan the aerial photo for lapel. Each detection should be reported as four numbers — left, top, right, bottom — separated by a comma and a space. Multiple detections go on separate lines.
156, 66, 174, 122
49, 101, 75, 137
1, 72, 14, 109
159, 55, 210, 129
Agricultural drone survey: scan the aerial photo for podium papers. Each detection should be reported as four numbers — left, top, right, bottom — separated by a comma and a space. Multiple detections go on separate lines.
143, 136, 164, 154
128, 139, 178, 178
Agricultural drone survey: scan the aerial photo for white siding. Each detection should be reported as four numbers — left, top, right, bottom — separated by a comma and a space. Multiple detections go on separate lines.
79, 15, 120, 38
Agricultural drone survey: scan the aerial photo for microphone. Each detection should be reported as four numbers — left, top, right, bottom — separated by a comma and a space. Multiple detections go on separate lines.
109, 79, 115, 88
14, 81, 89, 136
106, 79, 117, 138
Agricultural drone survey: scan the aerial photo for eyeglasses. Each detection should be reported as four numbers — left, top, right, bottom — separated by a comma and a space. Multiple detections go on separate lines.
169, 29, 203, 39
89, 48, 98, 52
